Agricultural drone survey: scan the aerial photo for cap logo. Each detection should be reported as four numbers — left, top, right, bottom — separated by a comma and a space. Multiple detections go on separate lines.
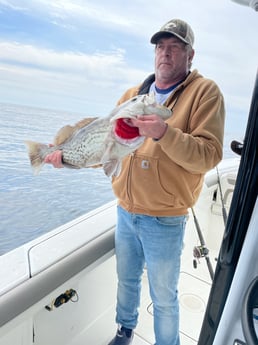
165, 23, 176, 29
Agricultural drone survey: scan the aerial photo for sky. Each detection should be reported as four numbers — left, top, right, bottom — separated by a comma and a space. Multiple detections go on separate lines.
0, 0, 257, 138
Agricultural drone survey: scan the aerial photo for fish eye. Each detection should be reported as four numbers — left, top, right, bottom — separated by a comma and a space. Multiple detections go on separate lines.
131, 97, 138, 102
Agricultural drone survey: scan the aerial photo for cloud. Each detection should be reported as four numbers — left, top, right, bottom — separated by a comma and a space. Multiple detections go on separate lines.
0, 0, 136, 32
0, 41, 125, 72
0, 40, 148, 113
0, 0, 257, 117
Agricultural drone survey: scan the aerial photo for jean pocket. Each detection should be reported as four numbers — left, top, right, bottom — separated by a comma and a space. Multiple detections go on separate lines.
155, 215, 187, 226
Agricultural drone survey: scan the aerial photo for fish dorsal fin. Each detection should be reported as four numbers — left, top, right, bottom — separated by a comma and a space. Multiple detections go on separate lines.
53, 117, 98, 145
74, 117, 98, 129
54, 125, 75, 145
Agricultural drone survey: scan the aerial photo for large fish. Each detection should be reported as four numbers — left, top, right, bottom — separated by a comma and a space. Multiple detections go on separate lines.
25, 93, 171, 177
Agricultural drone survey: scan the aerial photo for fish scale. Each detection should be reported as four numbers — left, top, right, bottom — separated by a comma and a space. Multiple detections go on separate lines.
63, 129, 109, 166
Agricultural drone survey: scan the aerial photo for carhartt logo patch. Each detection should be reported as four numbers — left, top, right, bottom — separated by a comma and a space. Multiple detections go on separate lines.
141, 160, 150, 169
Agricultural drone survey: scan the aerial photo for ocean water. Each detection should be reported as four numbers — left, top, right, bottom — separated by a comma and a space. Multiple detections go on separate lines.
0, 102, 245, 255
0, 103, 115, 255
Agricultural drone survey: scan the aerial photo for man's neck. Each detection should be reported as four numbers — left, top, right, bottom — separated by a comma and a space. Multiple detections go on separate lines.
155, 72, 189, 90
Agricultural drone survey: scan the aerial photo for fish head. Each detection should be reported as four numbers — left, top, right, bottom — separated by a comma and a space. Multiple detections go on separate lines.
109, 93, 172, 140
110, 92, 171, 122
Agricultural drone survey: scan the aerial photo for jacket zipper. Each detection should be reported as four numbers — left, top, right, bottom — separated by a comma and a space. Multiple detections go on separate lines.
127, 152, 135, 211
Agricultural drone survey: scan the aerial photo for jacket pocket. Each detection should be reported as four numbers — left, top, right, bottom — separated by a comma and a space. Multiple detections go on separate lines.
130, 155, 202, 211
129, 155, 177, 209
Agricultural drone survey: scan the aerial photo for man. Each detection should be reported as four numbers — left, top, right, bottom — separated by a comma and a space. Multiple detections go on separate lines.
45, 19, 225, 345
108, 19, 224, 345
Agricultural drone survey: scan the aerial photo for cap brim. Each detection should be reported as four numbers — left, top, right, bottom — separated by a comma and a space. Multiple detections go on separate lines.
150, 31, 189, 45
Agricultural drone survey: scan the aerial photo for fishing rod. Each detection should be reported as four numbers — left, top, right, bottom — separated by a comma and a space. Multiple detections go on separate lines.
192, 207, 214, 281
192, 165, 229, 280
216, 166, 228, 226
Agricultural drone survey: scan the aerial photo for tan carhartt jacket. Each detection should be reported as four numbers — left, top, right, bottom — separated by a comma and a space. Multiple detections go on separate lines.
112, 69, 225, 216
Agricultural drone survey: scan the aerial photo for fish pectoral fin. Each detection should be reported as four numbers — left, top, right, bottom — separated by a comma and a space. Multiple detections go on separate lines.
103, 160, 121, 177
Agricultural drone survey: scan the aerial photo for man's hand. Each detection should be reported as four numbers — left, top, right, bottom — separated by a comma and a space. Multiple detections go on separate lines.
44, 150, 63, 168
130, 115, 168, 140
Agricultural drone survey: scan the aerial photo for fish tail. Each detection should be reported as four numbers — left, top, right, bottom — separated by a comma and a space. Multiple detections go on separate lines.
25, 140, 49, 174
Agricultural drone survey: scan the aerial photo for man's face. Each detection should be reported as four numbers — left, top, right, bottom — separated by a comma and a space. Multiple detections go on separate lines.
155, 36, 194, 84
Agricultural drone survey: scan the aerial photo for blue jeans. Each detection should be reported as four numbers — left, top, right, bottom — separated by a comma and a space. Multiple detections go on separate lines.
115, 206, 187, 345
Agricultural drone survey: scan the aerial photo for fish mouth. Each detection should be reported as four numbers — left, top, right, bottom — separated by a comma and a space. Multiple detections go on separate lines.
114, 118, 140, 139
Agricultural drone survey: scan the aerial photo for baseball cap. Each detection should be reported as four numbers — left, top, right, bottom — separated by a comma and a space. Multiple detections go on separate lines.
150, 19, 194, 47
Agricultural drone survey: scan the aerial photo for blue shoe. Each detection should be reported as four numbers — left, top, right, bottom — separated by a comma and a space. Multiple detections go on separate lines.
108, 326, 134, 345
